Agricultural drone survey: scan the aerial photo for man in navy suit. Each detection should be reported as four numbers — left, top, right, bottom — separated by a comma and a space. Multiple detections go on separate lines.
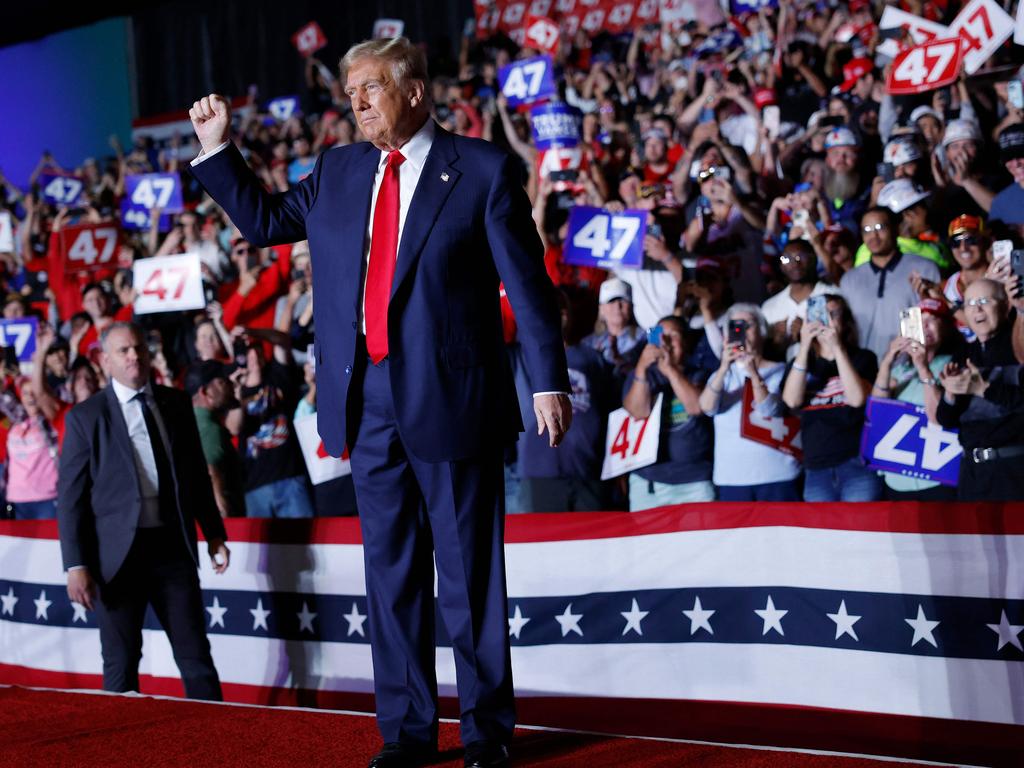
189, 37, 571, 768
58, 322, 230, 700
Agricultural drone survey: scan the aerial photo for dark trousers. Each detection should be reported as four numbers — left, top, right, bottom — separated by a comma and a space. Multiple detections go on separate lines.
957, 456, 1024, 501
348, 357, 513, 747
94, 528, 221, 701
518, 476, 605, 512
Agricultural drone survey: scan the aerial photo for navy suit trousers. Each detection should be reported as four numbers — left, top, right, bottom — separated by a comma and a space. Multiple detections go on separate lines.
348, 354, 514, 746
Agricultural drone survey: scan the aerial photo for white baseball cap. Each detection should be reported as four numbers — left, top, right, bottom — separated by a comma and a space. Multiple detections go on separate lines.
909, 105, 943, 126
599, 278, 632, 304
942, 118, 982, 147
883, 138, 922, 166
824, 126, 859, 149
877, 179, 930, 214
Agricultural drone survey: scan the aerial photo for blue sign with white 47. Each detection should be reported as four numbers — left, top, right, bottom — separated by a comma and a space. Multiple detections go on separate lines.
861, 398, 962, 486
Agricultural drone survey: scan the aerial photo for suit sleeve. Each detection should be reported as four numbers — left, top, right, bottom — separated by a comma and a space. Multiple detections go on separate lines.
485, 154, 570, 394
56, 407, 96, 572
176, 393, 228, 544
188, 142, 322, 248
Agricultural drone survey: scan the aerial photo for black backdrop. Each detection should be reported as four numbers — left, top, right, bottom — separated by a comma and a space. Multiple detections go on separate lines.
131, 0, 474, 117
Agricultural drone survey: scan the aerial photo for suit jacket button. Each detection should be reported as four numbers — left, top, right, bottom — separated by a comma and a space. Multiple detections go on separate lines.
345, 365, 353, 375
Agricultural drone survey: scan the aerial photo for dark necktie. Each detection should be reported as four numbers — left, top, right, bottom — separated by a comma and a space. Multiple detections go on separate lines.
135, 392, 177, 524
365, 149, 405, 364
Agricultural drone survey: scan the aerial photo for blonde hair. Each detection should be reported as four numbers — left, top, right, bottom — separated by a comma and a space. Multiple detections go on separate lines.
340, 37, 430, 99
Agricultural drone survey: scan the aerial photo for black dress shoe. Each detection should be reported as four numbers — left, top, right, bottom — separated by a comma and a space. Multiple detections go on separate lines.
463, 741, 509, 768
367, 742, 437, 768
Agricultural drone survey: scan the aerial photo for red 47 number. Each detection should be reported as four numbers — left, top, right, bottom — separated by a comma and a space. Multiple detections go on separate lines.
142, 266, 190, 302
610, 413, 652, 460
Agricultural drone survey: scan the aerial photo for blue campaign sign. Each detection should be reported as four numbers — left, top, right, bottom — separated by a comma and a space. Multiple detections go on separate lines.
266, 95, 300, 122
119, 198, 174, 232
38, 173, 85, 207
0, 316, 38, 362
860, 398, 962, 486
530, 103, 580, 150
125, 173, 184, 214
498, 55, 556, 107
563, 207, 648, 270
731, 0, 778, 13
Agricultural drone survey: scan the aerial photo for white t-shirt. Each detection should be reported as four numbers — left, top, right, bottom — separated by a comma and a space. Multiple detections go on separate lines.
760, 282, 832, 328
614, 268, 679, 331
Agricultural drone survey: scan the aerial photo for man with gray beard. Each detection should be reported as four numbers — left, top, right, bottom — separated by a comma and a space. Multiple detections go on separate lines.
823, 126, 870, 234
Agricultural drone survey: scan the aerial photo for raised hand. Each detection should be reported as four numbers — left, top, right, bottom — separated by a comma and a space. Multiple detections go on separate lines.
189, 94, 232, 154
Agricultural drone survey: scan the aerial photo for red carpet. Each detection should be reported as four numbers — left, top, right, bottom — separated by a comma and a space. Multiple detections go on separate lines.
0, 687, 939, 768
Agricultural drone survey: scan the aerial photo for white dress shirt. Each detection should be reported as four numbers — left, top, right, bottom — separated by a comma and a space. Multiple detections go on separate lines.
110, 378, 173, 528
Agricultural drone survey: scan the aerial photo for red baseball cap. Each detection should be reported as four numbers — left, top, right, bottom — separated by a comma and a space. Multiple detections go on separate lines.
753, 87, 776, 109
838, 57, 873, 93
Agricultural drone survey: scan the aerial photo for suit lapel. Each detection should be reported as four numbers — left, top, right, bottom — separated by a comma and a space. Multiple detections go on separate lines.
390, 126, 461, 301
346, 146, 383, 314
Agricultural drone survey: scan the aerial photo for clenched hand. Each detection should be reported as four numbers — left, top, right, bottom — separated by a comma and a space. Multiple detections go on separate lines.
189, 94, 232, 155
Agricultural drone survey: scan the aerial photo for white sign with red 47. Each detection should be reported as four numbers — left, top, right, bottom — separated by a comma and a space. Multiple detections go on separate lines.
600, 394, 663, 480
886, 38, 964, 95
948, 0, 1014, 74
133, 252, 206, 315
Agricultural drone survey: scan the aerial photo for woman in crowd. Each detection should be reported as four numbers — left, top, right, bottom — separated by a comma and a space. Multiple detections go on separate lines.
872, 299, 961, 501
699, 304, 802, 501
782, 294, 880, 501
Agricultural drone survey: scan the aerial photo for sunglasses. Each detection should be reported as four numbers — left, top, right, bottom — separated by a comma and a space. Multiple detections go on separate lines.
951, 234, 980, 248
233, 245, 258, 255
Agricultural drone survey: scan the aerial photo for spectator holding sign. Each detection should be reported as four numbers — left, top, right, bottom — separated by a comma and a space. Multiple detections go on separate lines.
872, 299, 961, 501
699, 304, 801, 502
782, 294, 880, 501
937, 279, 1024, 501
623, 316, 714, 509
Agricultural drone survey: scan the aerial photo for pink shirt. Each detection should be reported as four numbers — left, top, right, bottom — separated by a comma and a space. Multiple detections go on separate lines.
6, 417, 59, 502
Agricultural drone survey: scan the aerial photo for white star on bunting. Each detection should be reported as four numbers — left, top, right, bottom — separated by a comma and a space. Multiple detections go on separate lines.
682, 596, 715, 636
205, 596, 227, 628
555, 603, 583, 637
343, 603, 367, 637
620, 598, 649, 636
72, 602, 89, 623
826, 600, 861, 641
754, 595, 787, 636
297, 601, 318, 634
986, 610, 1024, 652
905, 604, 940, 648
250, 599, 270, 631
33, 590, 52, 621
1, 587, 17, 615
508, 605, 530, 639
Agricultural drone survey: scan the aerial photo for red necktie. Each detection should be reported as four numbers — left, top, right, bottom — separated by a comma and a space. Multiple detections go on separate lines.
365, 150, 405, 364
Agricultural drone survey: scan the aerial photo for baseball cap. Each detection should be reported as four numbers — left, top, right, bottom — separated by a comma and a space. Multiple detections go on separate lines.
999, 124, 1024, 162
882, 138, 922, 166
753, 87, 776, 109
919, 298, 951, 318
599, 278, 632, 304
942, 119, 982, 147
838, 57, 873, 93
877, 179, 930, 214
909, 105, 943, 126
185, 360, 231, 397
947, 213, 985, 237
824, 126, 859, 149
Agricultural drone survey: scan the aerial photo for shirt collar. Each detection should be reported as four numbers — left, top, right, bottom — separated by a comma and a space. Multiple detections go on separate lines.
377, 118, 435, 174
868, 251, 903, 275
111, 377, 151, 405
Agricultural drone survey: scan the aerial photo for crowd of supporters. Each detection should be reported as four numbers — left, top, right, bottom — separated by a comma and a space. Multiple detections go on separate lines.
2, 0, 1024, 518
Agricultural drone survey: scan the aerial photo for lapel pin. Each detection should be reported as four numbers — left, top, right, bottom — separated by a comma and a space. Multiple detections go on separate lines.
440, 172, 449, 182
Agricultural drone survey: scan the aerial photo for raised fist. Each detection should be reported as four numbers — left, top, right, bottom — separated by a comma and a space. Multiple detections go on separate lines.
189, 94, 232, 154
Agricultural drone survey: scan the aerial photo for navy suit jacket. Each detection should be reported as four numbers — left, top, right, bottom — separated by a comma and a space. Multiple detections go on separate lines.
191, 125, 569, 461
57, 385, 227, 584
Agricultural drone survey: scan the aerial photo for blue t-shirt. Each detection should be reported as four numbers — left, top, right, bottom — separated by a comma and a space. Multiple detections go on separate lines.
288, 157, 317, 185
990, 182, 1024, 226
628, 366, 713, 485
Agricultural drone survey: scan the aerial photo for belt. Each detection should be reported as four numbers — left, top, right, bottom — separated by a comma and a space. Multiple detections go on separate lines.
969, 445, 1024, 464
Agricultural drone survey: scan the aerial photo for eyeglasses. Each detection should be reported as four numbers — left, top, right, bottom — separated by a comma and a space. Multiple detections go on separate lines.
862, 223, 887, 233
779, 253, 804, 264
233, 245, 257, 255
951, 234, 980, 248
965, 296, 997, 307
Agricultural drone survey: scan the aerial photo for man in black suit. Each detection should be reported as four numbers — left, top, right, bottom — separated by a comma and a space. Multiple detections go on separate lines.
58, 321, 230, 700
